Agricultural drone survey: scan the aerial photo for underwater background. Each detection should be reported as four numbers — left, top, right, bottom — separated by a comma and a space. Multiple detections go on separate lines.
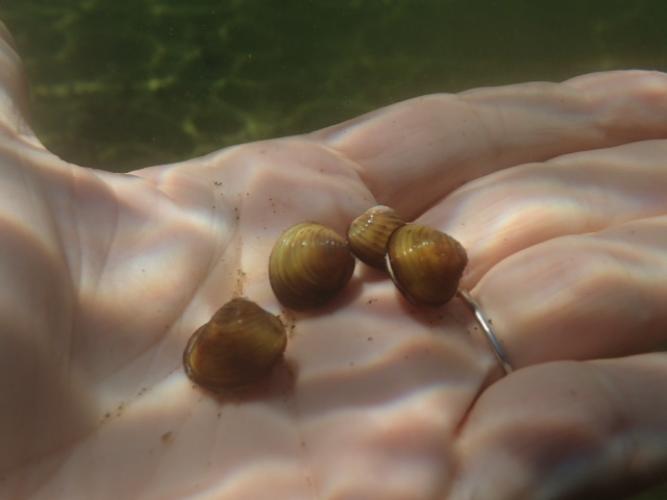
0, 1, 666, 498
2, 0, 667, 173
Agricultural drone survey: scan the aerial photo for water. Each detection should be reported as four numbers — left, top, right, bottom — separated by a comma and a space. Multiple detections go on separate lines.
0, 1, 666, 498
2, 0, 667, 171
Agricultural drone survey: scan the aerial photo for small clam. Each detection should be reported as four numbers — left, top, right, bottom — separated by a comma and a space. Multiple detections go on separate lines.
347, 205, 405, 268
386, 224, 468, 306
183, 298, 287, 392
269, 222, 355, 310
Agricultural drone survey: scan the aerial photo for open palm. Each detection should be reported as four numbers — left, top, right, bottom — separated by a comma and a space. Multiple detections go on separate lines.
1, 23, 666, 499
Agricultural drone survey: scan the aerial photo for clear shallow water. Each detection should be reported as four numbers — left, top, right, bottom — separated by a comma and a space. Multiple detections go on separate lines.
1, 1, 666, 498
2, 0, 667, 171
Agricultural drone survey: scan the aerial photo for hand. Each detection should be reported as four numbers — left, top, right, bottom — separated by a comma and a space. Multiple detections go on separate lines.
1, 22, 666, 499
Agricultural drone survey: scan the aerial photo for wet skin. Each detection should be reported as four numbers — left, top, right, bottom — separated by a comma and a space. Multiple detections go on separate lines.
1, 22, 666, 499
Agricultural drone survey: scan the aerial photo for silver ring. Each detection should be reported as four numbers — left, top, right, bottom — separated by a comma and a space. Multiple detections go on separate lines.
456, 289, 513, 375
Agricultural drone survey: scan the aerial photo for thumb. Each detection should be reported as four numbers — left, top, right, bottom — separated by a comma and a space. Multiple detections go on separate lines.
0, 20, 40, 143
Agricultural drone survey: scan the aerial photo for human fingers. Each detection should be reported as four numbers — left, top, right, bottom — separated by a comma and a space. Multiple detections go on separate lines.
450, 354, 667, 500
458, 214, 667, 370
416, 139, 667, 369
311, 71, 667, 218
422, 139, 667, 284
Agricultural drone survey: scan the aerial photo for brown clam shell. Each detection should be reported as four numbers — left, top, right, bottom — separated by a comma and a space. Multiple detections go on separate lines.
269, 222, 355, 310
183, 298, 287, 392
347, 205, 405, 269
386, 224, 467, 306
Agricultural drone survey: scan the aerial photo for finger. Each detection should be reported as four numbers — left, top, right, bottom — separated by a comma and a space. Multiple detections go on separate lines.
450, 354, 667, 500
421, 139, 667, 284
311, 71, 667, 218
0, 21, 36, 142
566, 70, 667, 142
469, 215, 667, 369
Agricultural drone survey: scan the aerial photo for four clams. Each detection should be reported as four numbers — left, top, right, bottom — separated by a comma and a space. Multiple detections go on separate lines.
184, 207, 469, 392
183, 298, 287, 393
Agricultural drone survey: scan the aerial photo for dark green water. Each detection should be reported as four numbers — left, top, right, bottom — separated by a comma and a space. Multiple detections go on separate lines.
3, 0, 667, 172
0, 2, 666, 498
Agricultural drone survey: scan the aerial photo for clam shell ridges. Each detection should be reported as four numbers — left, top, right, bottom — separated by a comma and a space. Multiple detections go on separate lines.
386, 224, 468, 306
183, 298, 286, 392
348, 205, 405, 268
269, 222, 355, 309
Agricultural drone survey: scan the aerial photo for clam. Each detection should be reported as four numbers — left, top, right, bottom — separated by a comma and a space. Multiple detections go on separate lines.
183, 298, 287, 392
347, 205, 405, 269
269, 222, 355, 310
386, 224, 467, 306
